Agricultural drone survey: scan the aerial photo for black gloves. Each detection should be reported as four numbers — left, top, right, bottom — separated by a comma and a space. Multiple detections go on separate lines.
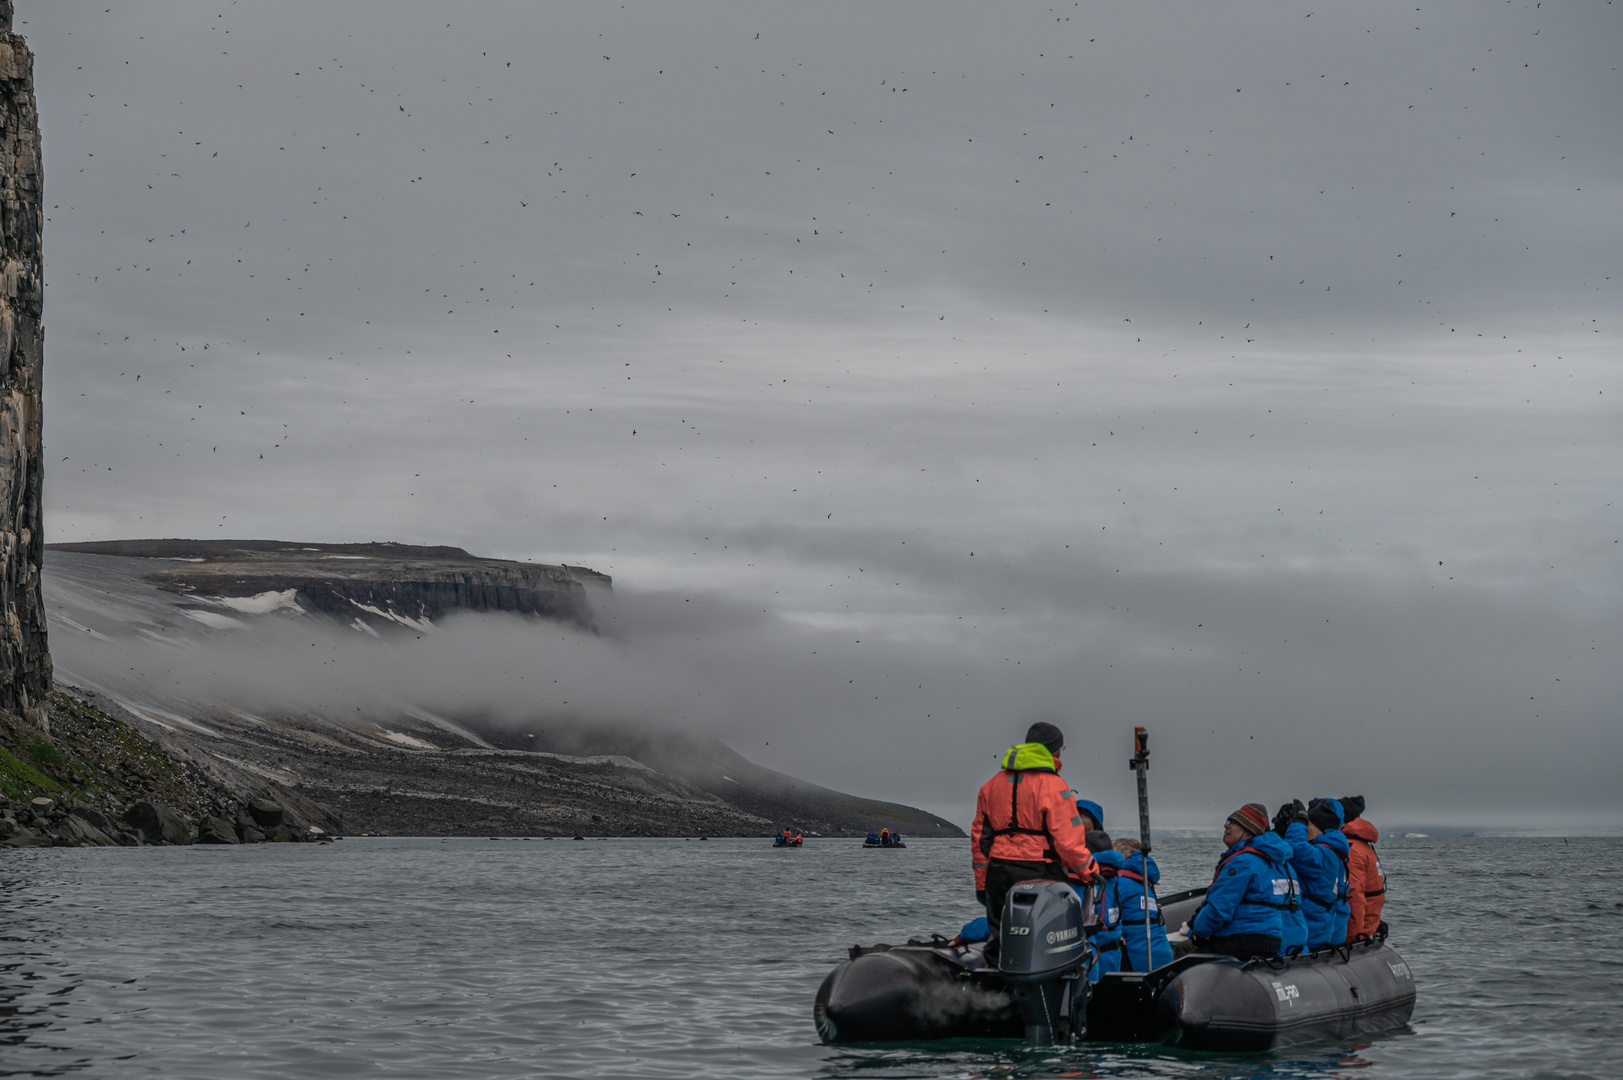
1272, 800, 1309, 836
976, 890, 987, 906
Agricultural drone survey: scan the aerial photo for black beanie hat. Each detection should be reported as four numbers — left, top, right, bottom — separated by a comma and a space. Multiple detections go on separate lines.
1085, 830, 1114, 854
1337, 795, 1366, 823
1025, 721, 1064, 754
1308, 799, 1343, 833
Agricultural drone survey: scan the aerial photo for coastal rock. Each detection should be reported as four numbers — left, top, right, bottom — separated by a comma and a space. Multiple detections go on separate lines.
234, 811, 267, 843
247, 798, 284, 829
123, 799, 194, 845
1, 822, 49, 847
72, 804, 113, 832
62, 813, 116, 846
197, 815, 240, 844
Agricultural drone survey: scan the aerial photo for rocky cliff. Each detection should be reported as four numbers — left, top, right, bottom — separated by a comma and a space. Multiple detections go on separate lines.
38, 544, 966, 839
0, 3, 50, 729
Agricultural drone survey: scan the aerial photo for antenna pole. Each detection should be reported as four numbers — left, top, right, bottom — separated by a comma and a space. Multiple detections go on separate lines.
1129, 726, 1153, 973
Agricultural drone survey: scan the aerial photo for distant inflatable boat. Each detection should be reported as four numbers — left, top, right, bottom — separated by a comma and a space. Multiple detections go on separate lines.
814, 885, 1415, 1051
863, 832, 905, 848
773, 837, 803, 847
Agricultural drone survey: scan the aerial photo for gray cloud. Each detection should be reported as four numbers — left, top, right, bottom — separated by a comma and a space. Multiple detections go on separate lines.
24, 1, 1622, 829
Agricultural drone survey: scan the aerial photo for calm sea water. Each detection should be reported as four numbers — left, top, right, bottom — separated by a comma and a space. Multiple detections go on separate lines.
2, 836, 1619, 1079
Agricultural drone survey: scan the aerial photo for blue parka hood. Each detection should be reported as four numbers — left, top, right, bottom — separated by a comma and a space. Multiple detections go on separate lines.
1090, 849, 1126, 872
1075, 798, 1105, 828
1247, 829, 1293, 863
1120, 850, 1160, 884
1311, 827, 1350, 859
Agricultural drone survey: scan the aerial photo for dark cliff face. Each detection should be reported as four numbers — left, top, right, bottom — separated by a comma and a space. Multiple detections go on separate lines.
0, 4, 51, 728
45, 539, 611, 632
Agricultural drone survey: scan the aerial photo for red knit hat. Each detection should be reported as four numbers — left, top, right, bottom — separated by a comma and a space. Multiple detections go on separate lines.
1226, 803, 1269, 837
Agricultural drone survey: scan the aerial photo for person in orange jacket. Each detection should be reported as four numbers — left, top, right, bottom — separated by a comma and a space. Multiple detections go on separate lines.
1339, 796, 1386, 939
971, 722, 1098, 951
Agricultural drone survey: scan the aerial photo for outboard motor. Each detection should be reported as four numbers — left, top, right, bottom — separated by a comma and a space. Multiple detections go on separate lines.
998, 879, 1094, 1045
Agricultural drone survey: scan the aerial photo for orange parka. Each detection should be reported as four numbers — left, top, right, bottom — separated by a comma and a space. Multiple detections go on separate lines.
1343, 817, 1386, 939
971, 742, 1097, 891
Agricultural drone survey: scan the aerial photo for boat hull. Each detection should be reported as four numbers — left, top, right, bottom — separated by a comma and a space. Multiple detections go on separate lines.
815, 937, 1414, 1050
814, 945, 1019, 1043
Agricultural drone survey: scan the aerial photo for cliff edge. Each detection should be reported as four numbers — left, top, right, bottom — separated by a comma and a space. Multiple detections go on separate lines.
47, 539, 610, 632
0, 2, 50, 728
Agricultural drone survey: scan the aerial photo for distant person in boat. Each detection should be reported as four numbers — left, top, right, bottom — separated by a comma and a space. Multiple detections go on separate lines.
1282, 798, 1351, 948
1269, 801, 1310, 956
971, 721, 1099, 955
1338, 796, 1386, 940
794, 832, 804, 845
1112, 838, 1175, 971
781, 828, 793, 843
880, 828, 891, 846
1189, 802, 1294, 960
1083, 830, 1125, 982
1075, 798, 1105, 833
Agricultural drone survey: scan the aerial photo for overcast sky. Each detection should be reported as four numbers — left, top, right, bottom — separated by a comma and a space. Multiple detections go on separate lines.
24, 2, 1622, 830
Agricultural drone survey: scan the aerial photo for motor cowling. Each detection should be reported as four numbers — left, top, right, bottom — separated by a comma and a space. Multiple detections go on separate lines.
998, 879, 1094, 1044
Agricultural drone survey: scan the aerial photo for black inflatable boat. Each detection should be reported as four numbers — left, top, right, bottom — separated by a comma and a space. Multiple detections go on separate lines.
815, 882, 1415, 1051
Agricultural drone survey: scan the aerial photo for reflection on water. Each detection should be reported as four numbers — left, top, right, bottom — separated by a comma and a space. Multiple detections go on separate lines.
0, 837, 1617, 1079
816, 1038, 1385, 1079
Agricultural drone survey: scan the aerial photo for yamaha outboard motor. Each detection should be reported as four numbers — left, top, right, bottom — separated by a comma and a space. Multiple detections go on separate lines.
998, 879, 1094, 1045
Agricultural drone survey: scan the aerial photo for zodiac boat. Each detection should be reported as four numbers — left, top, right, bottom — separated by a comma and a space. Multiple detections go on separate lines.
814, 883, 1416, 1051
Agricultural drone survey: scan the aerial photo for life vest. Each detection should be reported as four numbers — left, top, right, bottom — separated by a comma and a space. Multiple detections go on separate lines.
1115, 866, 1166, 925
978, 768, 1059, 861
1301, 836, 1350, 909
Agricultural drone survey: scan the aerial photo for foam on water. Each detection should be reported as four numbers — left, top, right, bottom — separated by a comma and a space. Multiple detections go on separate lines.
1, 837, 1618, 1079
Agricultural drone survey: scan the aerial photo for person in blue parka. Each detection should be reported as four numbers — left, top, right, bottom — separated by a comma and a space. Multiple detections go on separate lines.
1283, 798, 1351, 948
1269, 801, 1310, 955
1110, 839, 1174, 971
1190, 802, 1296, 959
1081, 832, 1125, 982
